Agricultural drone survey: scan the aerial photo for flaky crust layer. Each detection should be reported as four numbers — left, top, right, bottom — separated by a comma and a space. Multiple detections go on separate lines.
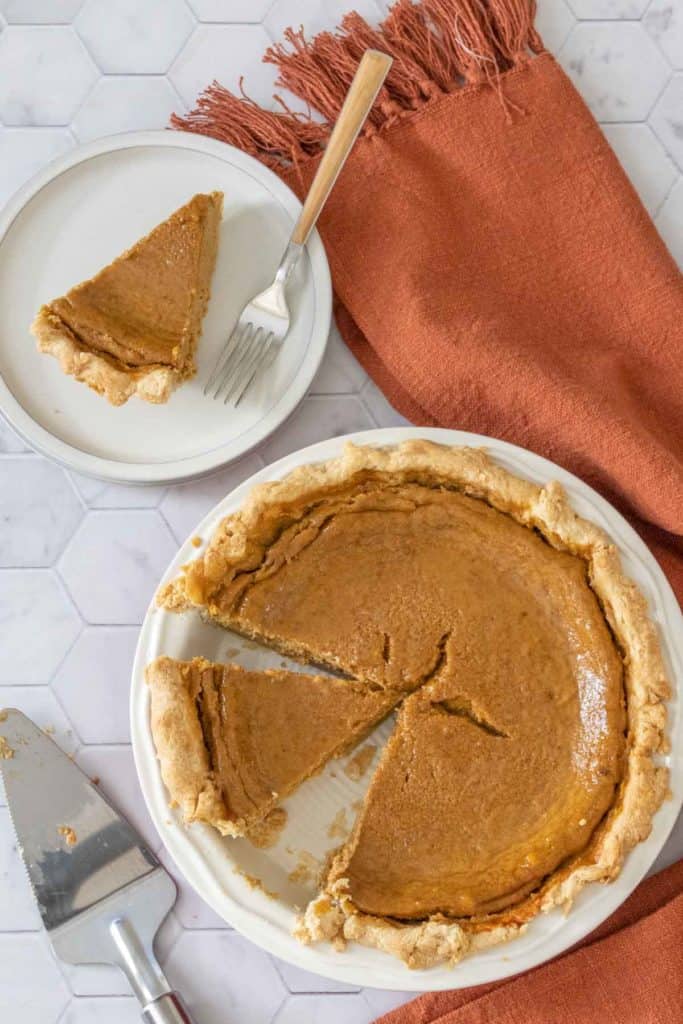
31, 307, 185, 406
158, 440, 670, 967
146, 656, 239, 835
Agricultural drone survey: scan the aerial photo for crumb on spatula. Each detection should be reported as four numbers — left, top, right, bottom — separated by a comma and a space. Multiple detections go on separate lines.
58, 826, 78, 846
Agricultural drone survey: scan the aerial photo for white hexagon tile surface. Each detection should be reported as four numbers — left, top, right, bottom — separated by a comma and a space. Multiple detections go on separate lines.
0, 1, 681, 1022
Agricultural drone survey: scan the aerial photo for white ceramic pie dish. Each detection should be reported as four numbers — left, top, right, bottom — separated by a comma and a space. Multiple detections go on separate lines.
130, 426, 683, 990
0, 130, 331, 484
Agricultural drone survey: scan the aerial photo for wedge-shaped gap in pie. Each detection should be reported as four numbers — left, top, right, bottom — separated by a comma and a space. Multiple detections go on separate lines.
146, 656, 400, 837
31, 191, 223, 405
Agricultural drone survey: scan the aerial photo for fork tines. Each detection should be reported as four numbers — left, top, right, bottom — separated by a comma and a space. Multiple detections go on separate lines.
204, 323, 275, 405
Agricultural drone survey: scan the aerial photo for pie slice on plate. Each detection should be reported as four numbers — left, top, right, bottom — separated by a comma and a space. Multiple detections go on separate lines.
31, 191, 223, 405
154, 441, 669, 967
146, 656, 397, 837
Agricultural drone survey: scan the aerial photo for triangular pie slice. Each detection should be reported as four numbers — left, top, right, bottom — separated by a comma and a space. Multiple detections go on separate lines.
31, 191, 223, 406
146, 656, 398, 837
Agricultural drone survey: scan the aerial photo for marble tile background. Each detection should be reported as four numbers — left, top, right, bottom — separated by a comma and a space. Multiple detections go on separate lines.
0, 1, 681, 1022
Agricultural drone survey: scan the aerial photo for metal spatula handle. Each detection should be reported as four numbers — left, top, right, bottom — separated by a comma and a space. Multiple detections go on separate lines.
142, 992, 195, 1024
0, 711, 202, 1023
110, 916, 198, 1023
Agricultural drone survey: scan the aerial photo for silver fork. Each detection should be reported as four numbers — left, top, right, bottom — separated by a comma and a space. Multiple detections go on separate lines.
205, 48, 392, 406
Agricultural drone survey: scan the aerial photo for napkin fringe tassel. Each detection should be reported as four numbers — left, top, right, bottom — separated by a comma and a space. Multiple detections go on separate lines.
170, 0, 544, 176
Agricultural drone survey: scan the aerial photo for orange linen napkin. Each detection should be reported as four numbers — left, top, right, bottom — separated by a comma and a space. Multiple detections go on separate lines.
172, 0, 683, 600
376, 858, 683, 1024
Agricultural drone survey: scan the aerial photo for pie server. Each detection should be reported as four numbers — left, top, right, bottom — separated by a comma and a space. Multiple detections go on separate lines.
0, 709, 198, 1023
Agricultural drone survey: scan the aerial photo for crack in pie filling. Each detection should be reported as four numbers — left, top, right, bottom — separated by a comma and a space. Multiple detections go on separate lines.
152, 441, 670, 968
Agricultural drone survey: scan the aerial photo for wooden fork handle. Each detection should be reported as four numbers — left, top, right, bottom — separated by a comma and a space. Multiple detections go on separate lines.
291, 49, 392, 247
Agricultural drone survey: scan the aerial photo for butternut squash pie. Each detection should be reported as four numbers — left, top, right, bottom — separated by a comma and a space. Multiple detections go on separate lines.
31, 191, 223, 405
153, 441, 670, 967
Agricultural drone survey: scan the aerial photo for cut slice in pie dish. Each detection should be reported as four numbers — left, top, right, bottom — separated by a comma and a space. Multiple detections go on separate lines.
297, 678, 626, 967
326, 667, 624, 920
31, 191, 223, 406
146, 656, 397, 837
153, 441, 670, 967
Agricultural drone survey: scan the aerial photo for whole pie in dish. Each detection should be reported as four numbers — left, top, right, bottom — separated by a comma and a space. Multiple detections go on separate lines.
153, 441, 670, 968
31, 191, 223, 405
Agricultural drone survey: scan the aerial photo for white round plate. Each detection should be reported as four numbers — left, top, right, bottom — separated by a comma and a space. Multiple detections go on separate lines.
0, 130, 331, 485
131, 427, 682, 990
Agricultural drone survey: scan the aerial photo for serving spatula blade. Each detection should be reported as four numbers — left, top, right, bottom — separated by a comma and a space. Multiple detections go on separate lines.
0, 707, 157, 930
0, 709, 197, 1023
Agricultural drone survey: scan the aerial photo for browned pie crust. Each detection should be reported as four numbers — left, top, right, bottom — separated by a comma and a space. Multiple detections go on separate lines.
31, 191, 223, 406
156, 441, 670, 967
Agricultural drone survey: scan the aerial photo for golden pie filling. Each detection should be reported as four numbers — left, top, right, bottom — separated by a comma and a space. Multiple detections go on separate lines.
146, 657, 396, 836
31, 191, 223, 405
333, 680, 622, 920
154, 442, 669, 966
